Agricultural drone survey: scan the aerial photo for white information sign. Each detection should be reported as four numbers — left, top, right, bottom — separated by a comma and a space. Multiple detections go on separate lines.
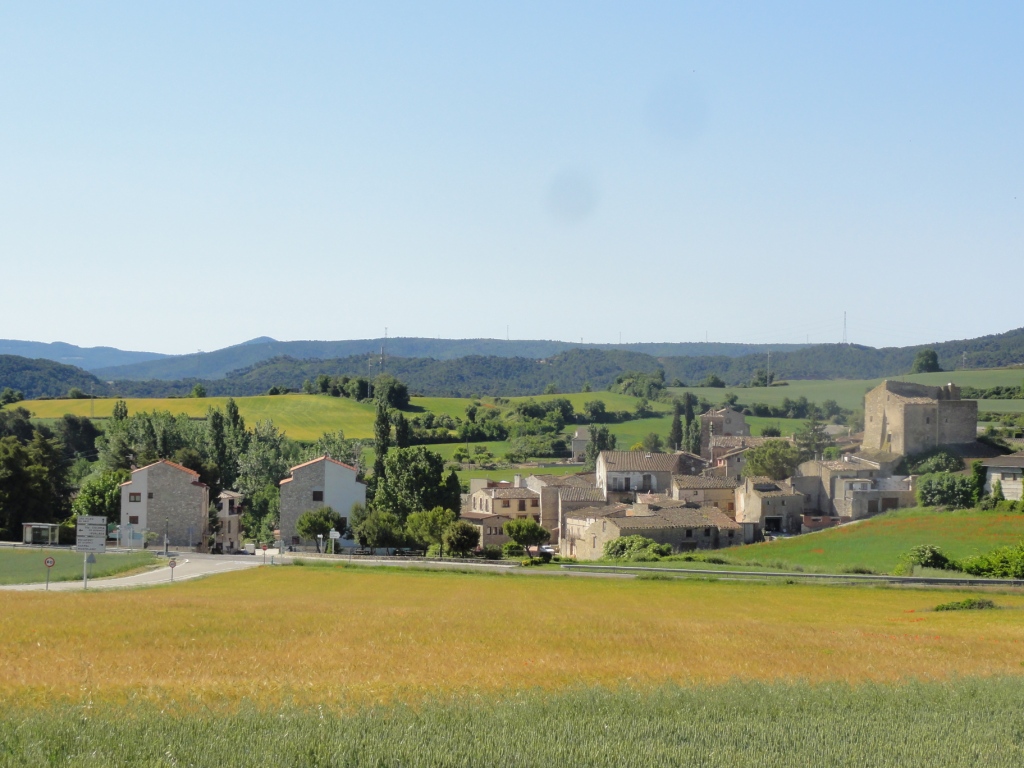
329, 529, 341, 539
76, 516, 107, 554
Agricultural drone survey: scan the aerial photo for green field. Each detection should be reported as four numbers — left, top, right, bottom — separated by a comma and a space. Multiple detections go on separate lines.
721, 508, 1024, 573
0, 547, 156, 585
668, 368, 1024, 413
3, 680, 1022, 767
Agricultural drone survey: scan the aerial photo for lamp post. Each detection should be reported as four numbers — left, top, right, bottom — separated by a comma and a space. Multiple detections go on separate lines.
164, 517, 169, 556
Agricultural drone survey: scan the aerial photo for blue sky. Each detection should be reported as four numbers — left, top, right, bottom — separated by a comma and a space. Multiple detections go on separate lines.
1, 2, 1021, 354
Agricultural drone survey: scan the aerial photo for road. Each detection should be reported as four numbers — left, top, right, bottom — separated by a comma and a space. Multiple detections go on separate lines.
0, 553, 264, 592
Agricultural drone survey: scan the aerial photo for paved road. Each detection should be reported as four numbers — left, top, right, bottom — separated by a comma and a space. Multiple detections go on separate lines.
1, 553, 264, 592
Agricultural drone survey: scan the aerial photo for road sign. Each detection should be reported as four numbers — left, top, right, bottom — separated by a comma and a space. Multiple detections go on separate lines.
329, 529, 340, 539
261, 544, 268, 551
44, 557, 55, 568
85, 554, 97, 564
76, 516, 107, 554
168, 559, 177, 569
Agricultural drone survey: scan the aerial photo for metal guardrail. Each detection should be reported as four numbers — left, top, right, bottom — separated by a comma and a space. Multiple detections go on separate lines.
559, 563, 1024, 588
293, 552, 518, 568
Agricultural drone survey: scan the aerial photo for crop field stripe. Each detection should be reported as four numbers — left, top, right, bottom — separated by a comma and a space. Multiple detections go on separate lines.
2, 680, 1023, 767
2, 567, 1024, 708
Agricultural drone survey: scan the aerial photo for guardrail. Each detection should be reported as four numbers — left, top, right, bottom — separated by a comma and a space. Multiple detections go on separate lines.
559, 563, 1024, 588
292, 552, 518, 568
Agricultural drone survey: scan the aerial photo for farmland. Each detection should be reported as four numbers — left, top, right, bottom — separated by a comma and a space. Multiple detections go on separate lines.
3, 680, 1022, 767
723, 508, 1024, 573
2, 566, 1024, 709
0, 548, 156, 586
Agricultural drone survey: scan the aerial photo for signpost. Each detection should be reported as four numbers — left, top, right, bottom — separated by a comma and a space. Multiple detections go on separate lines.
76, 516, 106, 590
168, 559, 177, 581
329, 528, 340, 555
261, 543, 268, 564
44, 557, 55, 591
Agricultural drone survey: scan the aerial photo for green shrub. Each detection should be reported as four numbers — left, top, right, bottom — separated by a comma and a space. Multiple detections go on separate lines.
904, 449, 963, 475
916, 473, 977, 509
501, 542, 525, 559
893, 545, 953, 575
957, 542, 1024, 579
480, 544, 503, 560
603, 535, 672, 562
934, 598, 997, 611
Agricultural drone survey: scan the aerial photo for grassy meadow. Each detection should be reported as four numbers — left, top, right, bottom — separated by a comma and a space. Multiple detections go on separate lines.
0, 548, 156, 586
3, 680, 1022, 767
3, 565, 1024, 709
722, 508, 1024, 573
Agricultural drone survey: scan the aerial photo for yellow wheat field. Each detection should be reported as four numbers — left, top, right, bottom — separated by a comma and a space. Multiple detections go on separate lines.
1, 567, 1023, 708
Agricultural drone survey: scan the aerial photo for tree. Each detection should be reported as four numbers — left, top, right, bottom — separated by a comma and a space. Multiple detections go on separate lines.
72, 469, 130, 523
911, 348, 941, 374
54, 414, 101, 462
354, 509, 404, 553
406, 506, 457, 556
373, 447, 460, 523
583, 400, 607, 423
992, 479, 1005, 502
236, 419, 290, 497
241, 482, 280, 544
793, 413, 833, 461
760, 424, 782, 437
667, 402, 683, 451
641, 433, 664, 453
112, 400, 129, 422
584, 425, 617, 470
701, 374, 726, 388
304, 429, 362, 469
373, 374, 410, 409
372, 401, 391, 480
917, 473, 976, 509
207, 503, 222, 548
502, 518, 550, 557
742, 439, 802, 481
443, 520, 480, 557
393, 413, 411, 449
0, 388, 23, 406
190, 383, 207, 398
296, 506, 343, 552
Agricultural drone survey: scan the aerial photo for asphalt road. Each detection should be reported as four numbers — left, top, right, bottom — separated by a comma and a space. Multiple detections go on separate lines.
0, 553, 264, 592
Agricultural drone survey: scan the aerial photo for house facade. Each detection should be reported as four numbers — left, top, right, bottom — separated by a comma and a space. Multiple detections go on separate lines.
734, 477, 804, 541
119, 460, 209, 549
792, 457, 915, 520
700, 408, 751, 457
862, 380, 977, 456
279, 455, 366, 548
570, 426, 590, 462
595, 451, 692, 501
671, 475, 740, 515
981, 453, 1024, 501
570, 501, 741, 560
213, 490, 245, 552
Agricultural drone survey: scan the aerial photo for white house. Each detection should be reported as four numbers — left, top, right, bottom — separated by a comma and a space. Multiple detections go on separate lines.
119, 460, 209, 549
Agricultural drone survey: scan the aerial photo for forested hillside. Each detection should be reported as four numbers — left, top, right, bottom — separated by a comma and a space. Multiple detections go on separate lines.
0, 356, 111, 399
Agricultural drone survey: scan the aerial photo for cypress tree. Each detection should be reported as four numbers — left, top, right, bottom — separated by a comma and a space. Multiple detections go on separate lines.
372, 401, 391, 480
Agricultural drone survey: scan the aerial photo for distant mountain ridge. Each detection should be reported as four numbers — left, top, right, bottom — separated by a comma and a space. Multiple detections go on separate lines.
91, 337, 811, 381
0, 340, 168, 371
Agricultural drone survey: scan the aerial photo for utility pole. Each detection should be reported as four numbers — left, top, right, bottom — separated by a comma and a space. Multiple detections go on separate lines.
767, 349, 771, 383
842, 312, 847, 345
962, 350, 967, 370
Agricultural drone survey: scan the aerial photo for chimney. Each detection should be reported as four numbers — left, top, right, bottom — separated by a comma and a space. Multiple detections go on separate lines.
513, 474, 522, 488
628, 503, 653, 517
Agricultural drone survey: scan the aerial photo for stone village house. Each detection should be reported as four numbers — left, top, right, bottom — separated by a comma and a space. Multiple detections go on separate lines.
862, 380, 977, 456
119, 459, 209, 549
279, 455, 366, 549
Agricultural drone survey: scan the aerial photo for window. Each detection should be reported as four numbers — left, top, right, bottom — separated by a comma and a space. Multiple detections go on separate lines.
601, 521, 606, 532
531, 499, 539, 507
128, 515, 139, 525
518, 500, 526, 512
129, 493, 141, 503
704, 528, 710, 537
502, 499, 510, 508
312, 491, 324, 502
686, 530, 692, 538
227, 520, 231, 534
147, 492, 153, 499
533, 515, 540, 523
727, 530, 734, 538
592, 536, 597, 548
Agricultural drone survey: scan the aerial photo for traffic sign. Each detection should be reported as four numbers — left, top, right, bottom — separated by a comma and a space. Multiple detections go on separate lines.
44, 557, 55, 568
261, 544, 268, 551
329, 529, 340, 539
168, 559, 177, 569
76, 516, 107, 554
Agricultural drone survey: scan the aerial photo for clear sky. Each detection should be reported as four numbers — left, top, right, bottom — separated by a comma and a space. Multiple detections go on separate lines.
1, 2, 1021, 354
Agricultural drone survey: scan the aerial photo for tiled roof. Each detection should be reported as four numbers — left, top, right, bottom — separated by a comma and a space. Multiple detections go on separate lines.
982, 453, 1024, 468
133, 459, 199, 477
711, 436, 774, 449
529, 473, 595, 488
557, 487, 606, 502
287, 454, 360, 474
612, 505, 740, 531
673, 475, 740, 490
599, 451, 685, 473
476, 487, 539, 499
564, 504, 628, 521
461, 510, 514, 522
